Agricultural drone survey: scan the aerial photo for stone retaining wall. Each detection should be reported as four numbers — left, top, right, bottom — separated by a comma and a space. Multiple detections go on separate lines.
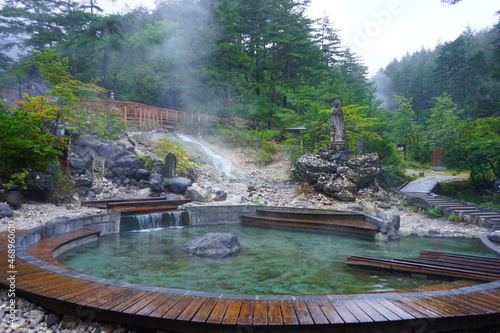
185, 205, 258, 226
16, 212, 120, 251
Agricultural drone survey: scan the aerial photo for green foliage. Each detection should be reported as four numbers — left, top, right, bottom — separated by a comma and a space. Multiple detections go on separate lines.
4, 171, 29, 190
379, 26, 500, 119
153, 137, 197, 174
52, 169, 76, 203
447, 213, 461, 222
0, 109, 67, 183
426, 206, 443, 218
440, 117, 500, 184
436, 178, 500, 206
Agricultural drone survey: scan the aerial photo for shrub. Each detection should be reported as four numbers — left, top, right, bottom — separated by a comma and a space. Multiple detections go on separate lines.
0, 109, 67, 184
152, 137, 197, 174
426, 206, 443, 218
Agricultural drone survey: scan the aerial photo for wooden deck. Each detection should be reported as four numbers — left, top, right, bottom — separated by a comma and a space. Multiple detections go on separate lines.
241, 207, 379, 237
2, 230, 500, 332
81, 197, 191, 213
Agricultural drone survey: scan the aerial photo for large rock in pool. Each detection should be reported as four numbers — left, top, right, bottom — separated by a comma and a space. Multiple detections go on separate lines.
183, 233, 240, 258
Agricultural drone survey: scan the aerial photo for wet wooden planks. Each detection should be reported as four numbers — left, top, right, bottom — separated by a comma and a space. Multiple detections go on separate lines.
347, 250, 500, 282
1, 231, 500, 332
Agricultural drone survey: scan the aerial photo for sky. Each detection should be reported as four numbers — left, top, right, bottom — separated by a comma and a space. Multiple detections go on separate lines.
97, 0, 498, 76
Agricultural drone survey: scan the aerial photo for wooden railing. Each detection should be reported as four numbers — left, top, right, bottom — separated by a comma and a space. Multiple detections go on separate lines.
82, 99, 185, 131
82, 99, 268, 131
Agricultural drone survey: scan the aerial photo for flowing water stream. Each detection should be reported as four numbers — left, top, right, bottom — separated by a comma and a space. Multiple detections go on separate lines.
169, 133, 235, 178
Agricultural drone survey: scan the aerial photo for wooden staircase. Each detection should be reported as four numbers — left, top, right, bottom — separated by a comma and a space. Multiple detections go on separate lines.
240, 207, 379, 236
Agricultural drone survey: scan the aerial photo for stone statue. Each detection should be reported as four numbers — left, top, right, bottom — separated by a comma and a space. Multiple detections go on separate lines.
330, 97, 346, 150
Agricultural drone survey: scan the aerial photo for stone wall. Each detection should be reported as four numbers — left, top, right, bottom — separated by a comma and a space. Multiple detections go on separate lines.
185, 205, 258, 226
16, 212, 120, 251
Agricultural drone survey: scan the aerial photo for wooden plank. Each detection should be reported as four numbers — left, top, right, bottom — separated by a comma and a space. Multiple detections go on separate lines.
353, 299, 389, 322
252, 300, 268, 325
266, 301, 283, 325
316, 300, 344, 324
421, 296, 473, 316
391, 298, 441, 318
191, 298, 218, 323
367, 298, 417, 320
177, 297, 208, 322
135, 294, 174, 316
330, 300, 359, 324
100, 290, 140, 310
237, 300, 255, 326
340, 299, 373, 323
292, 300, 315, 325
148, 294, 183, 318
114, 292, 161, 314
110, 291, 151, 312
221, 300, 243, 325
442, 295, 490, 315
280, 300, 299, 325
408, 297, 460, 317
465, 293, 500, 310
74, 285, 121, 305
86, 289, 132, 308
162, 295, 193, 319
459, 293, 498, 310
420, 250, 500, 264
206, 299, 230, 324
305, 300, 329, 324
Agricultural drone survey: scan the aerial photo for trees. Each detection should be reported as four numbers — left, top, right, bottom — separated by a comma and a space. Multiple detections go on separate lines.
378, 26, 500, 121
441, 117, 500, 184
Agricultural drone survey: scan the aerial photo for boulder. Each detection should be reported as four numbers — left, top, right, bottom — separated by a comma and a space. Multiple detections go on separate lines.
487, 232, 500, 243
133, 168, 151, 181
23, 172, 54, 202
161, 193, 181, 200
167, 177, 193, 194
0, 203, 13, 218
376, 211, 401, 231
5, 191, 22, 209
149, 173, 164, 192
183, 233, 241, 258
293, 148, 380, 201
186, 185, 211, 202
214, 190, 227, 202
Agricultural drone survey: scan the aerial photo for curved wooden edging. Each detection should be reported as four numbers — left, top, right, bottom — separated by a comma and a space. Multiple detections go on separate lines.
3, 213, 500, 332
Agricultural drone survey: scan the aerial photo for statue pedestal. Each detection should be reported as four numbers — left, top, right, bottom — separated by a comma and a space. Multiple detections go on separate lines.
330, 142, 347, 151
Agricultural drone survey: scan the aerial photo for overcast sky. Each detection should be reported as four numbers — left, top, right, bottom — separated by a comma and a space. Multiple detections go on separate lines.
98, 0, 498, 76
307, 0, 499, 76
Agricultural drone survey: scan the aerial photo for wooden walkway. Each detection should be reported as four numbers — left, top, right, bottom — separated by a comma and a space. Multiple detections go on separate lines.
2, 230, 500, 332
347, 250, 500, 282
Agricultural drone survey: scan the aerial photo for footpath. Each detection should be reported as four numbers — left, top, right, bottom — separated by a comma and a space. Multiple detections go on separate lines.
398, 170, 500, 231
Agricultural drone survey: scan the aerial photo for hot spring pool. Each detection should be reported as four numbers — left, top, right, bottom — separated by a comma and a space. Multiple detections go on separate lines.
58, 224, 494, 295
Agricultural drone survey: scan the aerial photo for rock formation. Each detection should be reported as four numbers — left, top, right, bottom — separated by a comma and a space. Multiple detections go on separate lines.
183, 233, 241, 258
293, 97, 380, 201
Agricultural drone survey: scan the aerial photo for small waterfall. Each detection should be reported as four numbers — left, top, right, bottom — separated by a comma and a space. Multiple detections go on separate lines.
165, 211, 185, 228
133, 213, 164, 232
174, 134, 233, 178
123, 211, 187, 232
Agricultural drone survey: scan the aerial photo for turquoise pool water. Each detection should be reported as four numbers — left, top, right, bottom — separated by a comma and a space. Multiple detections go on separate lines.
58, 224, 494, 295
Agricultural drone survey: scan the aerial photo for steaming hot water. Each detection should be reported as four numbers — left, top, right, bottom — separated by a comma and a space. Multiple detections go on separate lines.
171, 133, 234, 177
